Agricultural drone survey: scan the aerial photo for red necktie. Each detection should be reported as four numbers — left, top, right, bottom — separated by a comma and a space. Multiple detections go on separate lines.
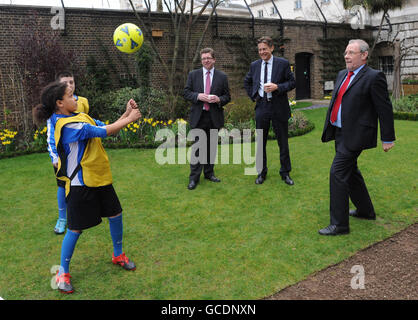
330, 71, 354, 123
204, 71, 211, 111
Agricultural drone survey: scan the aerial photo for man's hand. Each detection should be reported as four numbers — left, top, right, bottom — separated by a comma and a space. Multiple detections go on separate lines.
382, 142, 394, 152
198, 93, 210, 102
264, 82, 278, 93
208, 95, 220, 104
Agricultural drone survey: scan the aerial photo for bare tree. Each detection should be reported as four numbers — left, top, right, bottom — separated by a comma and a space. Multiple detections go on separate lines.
128, 0, 222, 117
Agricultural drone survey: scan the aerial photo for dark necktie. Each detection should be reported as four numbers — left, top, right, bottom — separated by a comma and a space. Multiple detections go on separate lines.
263, 62, 269, 100
330, 71, 354, 123
264, 61, 268, 84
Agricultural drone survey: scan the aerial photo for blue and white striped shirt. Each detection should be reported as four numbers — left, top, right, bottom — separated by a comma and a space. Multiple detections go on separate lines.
47, 113, 107, 186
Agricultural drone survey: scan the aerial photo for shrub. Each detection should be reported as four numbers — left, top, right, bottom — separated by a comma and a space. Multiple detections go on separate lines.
224, 97, 254, 124
13, 11, 79, 139
98, 87, 168, 123
391, 94, 418, 114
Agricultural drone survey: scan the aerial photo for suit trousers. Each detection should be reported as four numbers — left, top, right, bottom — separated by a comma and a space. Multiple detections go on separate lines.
189, 110, 217, 182
330, 128, 375, 227
255, 100, 291, 178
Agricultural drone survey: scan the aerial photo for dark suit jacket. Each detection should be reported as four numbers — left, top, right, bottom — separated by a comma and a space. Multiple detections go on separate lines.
184, 68, 231, 129
244, 56, 296, 121
321, 65, 396, 151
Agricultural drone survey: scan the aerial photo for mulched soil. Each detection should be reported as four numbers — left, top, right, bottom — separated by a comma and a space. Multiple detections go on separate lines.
266, 223, 418, 300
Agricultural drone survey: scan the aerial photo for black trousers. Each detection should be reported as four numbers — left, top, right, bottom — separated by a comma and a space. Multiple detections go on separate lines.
255, 100, 291, 178
330, 128, 375, 227
189, 111, 217, 182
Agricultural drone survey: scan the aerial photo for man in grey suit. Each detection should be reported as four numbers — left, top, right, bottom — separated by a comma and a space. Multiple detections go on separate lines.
184, 48, 231, 190
319, 39, 395, 235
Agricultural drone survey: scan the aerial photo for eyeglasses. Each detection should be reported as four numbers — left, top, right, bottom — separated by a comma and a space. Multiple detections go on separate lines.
201, 57, 214, 61
344, 50, 362, 56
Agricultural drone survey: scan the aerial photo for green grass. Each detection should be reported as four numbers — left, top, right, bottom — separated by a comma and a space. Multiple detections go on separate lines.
0, 108, 416, 300
292, 101, 313, 109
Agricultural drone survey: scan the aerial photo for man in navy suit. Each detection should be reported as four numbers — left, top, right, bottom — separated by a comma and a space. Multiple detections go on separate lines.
184, 48, 231, 190
319, 39, 395, 235
244, 36, 296, 186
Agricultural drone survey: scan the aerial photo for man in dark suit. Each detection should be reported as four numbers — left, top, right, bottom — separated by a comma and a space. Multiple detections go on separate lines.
319, 39, 396, 236
244, 36, 296, 185
184, 47, 231, 190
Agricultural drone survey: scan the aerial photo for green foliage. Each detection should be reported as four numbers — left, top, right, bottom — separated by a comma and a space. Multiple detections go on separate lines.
391, 94, 418, 113
135, 41, 154, 90
402, 78, 418, 85
224, 97, 254, 124
107, 87, 168, 122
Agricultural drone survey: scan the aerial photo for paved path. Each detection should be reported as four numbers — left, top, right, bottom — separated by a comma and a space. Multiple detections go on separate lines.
298, 104, 328, 110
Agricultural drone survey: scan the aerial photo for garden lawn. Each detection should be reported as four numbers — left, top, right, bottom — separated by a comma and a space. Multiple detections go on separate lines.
0, 108, 416, 300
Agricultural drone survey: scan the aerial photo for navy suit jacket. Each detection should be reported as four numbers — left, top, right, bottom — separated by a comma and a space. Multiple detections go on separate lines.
184, 68, 230, 129
321, 65, 396, 151
244, 56, 296, 121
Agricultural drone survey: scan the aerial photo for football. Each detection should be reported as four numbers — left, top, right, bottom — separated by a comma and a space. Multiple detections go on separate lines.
113, 23, 144, 54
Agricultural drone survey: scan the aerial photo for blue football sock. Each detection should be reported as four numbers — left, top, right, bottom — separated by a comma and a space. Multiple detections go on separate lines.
59, 229, 80, 275
108, 214, 123, 257
57, 187, 67, 220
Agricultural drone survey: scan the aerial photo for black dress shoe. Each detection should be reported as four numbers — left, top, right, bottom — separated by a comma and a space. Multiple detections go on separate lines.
282, 175, 294, 185
318, 225, 350, 236
187, 180, 198, 190
205, 175, 221, 183
255, 175, 266, 185
349, 209, 376, 220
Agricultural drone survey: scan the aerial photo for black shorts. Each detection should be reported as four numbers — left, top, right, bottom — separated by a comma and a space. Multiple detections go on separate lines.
66, 185, 123, 230
53, 166, 65, 188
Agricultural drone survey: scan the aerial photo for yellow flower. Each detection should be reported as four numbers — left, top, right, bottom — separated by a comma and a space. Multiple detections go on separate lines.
168, 120, 173, 125
152, 122, 156, 127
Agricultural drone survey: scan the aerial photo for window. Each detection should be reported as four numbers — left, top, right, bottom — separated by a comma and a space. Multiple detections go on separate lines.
271, 7, 278, 15
321, 0, 330, 3
258, 10, 264, 18
295, 0, 302, 9
379, 56, 394, 75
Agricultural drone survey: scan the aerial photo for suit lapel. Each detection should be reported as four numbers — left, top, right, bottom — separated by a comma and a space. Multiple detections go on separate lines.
329, 71, 347, 108
197, 68, 204, 93
210, 69, 217, 94
271, 57, 279, 82
256, 59, 262, 82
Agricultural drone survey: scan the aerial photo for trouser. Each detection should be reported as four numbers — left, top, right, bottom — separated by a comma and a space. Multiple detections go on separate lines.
255, 100, 291, 178
189, 111, 218, 182
329, 128, 375, 227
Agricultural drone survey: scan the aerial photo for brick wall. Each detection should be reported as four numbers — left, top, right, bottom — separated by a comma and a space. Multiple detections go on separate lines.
0, 5, 372, 128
